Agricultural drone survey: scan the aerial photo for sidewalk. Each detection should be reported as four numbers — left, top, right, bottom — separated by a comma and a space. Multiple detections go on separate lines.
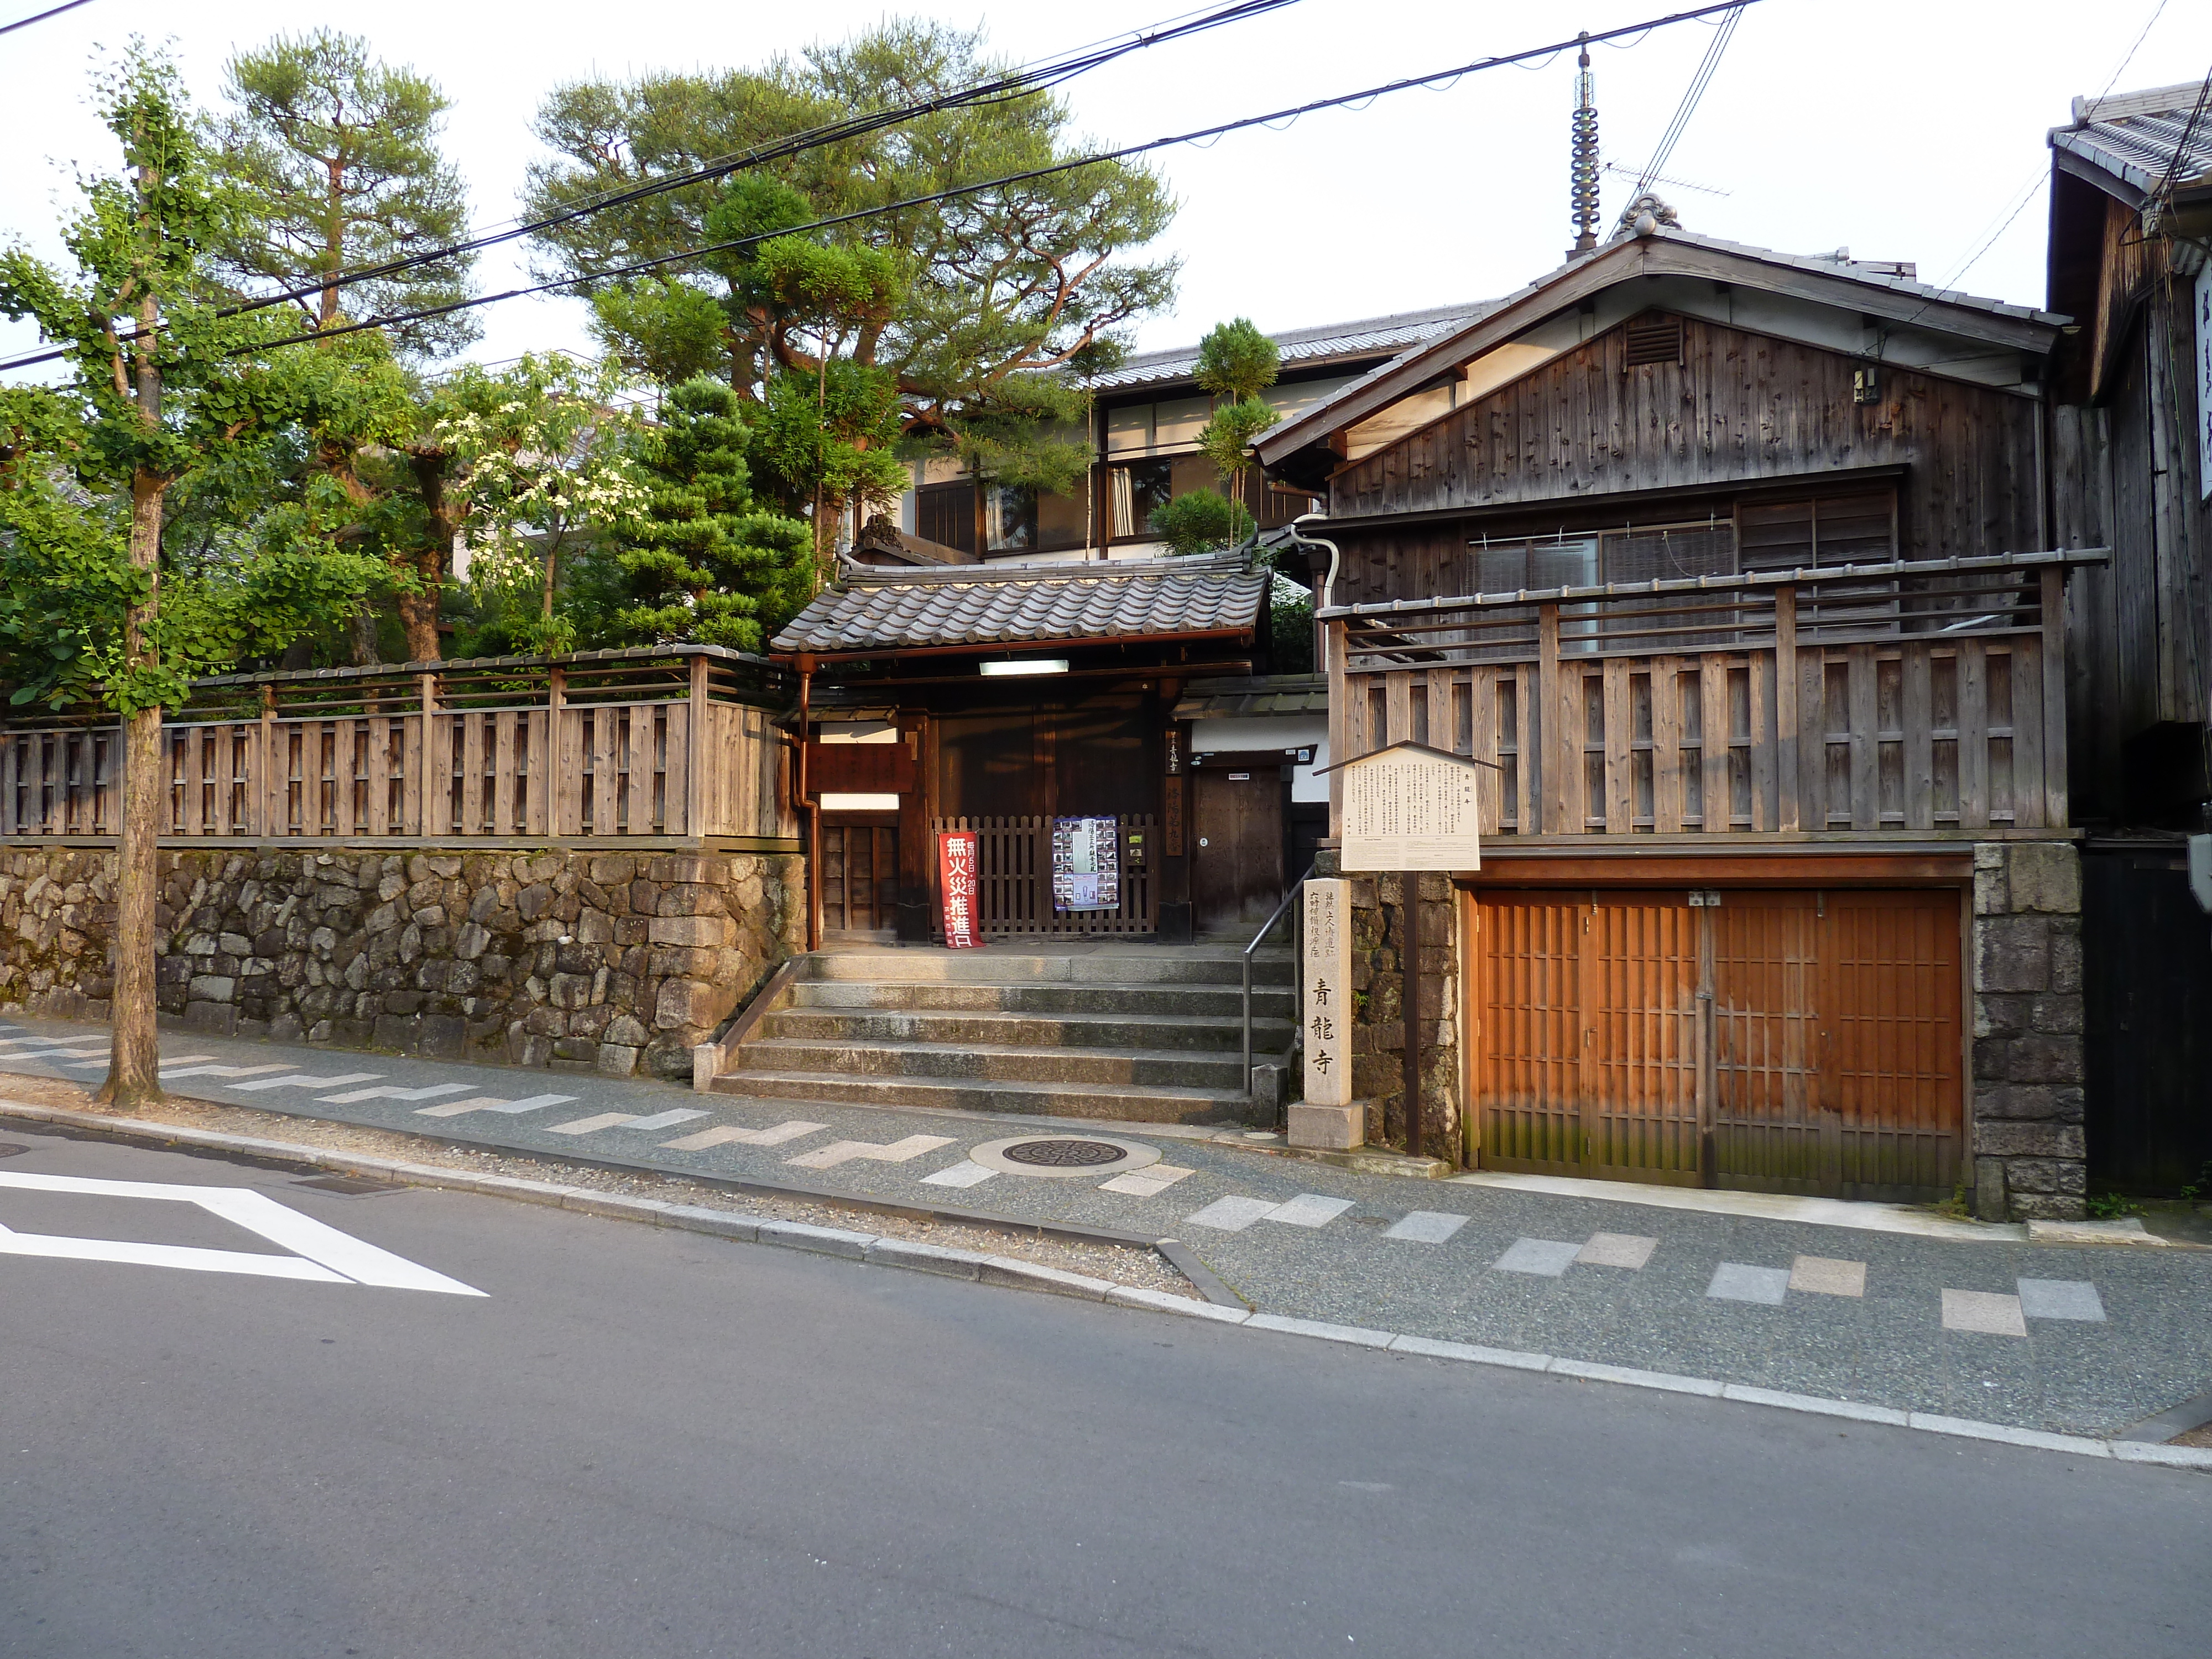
5, 1011, 2209, 1441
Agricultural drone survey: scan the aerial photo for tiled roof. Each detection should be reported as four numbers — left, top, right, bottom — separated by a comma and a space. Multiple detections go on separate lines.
2051, 80, 2212, 200
770, 550, 1267, 655
1087, 301, 1495, 392
1169, 675, 1329, 720
1257, 225, 2066, 466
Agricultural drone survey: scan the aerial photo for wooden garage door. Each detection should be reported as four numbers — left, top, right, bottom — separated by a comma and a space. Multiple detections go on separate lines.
1474, 889, 1961, 1199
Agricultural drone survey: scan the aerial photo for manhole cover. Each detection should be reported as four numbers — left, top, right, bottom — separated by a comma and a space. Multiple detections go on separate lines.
968, 1134, 1164, 1180
0, 1142, 27, 1159
1002, 1138, 1129, 1169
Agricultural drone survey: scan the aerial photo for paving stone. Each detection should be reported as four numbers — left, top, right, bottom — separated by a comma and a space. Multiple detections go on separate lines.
1576, 1232, 1658, 1270
2016, 1277, 2105, 1322
1942, 1288, 2028, 1337
1385, 1210, 1469, 1244
1707, 1262, 1791, 1305
1492, 1237, 1582, 1277
1265, 1193, 1355, 1229
1788, 1255, 1868, 1297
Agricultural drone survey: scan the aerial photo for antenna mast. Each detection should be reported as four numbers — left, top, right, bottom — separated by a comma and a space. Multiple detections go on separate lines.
1570, 33, 1600, 255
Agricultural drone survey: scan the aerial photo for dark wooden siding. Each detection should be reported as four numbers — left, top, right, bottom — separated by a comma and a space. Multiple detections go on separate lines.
1327, 315, 2043, 607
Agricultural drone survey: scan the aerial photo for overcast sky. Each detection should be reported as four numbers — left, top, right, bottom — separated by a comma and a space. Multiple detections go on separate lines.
3, 0, 2209, 375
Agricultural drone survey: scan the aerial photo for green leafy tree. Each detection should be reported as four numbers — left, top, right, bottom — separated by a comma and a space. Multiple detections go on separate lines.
525, 20, 1176, 488
1193, 317, 1280, 507
567, 376, 810, 653
437, 354, 647, 656
1149, 491, 1254, 556
204, 29, 477, 357
0, 49, 382, 1105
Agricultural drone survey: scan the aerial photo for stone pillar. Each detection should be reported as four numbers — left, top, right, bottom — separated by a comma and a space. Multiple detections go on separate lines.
1313, 848, 1460, 1162
1970, 841, 2086, 1221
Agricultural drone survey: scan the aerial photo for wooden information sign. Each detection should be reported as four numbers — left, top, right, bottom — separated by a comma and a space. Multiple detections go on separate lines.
1333, 741, 1485, 873
1313, 741, 1493, 1161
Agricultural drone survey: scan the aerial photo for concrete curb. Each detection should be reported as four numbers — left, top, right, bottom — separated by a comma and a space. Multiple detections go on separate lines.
0, 1095, 1253, 1307
6, 1097, 2208, 1471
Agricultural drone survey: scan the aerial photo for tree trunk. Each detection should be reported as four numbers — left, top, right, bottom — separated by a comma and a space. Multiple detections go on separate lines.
349, 605, 382, 665
397, 577, 442, 663
100, 469, 166, 1111
401, 448, 457, 662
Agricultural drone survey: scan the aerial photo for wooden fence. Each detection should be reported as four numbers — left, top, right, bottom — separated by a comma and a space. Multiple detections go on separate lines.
1328, 551, 2100, 837
0, 645, 798, 848
931, 815, 1160, 936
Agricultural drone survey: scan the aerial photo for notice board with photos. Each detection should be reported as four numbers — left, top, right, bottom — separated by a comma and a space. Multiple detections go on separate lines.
1051, 816, 1121, 911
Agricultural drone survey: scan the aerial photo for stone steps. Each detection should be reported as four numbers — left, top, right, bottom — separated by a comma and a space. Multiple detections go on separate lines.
763, 1006, 1292, 1053
707, 945, 1286, 1125
735, 1036, 1250, 1089
789, 980, 1294, 1019
708, 1067, 1246, 1125
807, 950, 1292, 988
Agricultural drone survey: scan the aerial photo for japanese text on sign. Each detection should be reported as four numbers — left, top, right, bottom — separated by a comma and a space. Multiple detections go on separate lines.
937, 831, 983, 948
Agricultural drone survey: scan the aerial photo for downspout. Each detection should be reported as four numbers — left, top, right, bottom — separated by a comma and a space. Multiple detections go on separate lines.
796, 656, 820, 952
1286, 512, 1341, 670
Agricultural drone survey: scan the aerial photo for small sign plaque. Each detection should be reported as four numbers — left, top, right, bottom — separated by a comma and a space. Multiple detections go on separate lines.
1301, 878, 1353, 1108
1334, 743, 1484, 872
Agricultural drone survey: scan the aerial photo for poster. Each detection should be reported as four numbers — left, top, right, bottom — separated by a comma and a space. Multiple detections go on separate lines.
937, 831, 983, 948
1051, 816, 1120, 912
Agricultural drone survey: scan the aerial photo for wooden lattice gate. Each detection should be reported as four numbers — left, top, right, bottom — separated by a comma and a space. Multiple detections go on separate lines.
1471, 888, 1961, 1200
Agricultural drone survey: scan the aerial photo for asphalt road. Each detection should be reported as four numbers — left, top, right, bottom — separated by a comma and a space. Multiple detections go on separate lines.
3, 1129, 2205, 1659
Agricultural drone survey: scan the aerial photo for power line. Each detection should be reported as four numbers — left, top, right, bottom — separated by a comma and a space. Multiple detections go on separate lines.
0, 1, 1762, 376
1618, 2, 1744, 225
204, 0, 1302, 328
0, 0, 93, 39
4, 1, 1760, 375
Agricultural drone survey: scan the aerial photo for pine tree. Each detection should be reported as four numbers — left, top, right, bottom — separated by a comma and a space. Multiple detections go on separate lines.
571, 378, 811, 654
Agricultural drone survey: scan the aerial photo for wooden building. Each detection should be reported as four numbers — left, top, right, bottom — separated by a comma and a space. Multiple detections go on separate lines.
771, 551, 1281, 945
1256, 223, 2096, 1219
2043, 79, 2212, 1195
896, 305, 1485, 563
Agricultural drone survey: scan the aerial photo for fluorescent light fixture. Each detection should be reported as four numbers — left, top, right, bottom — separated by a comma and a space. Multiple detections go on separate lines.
820, 793, 900, 811
978, 658, 1070, 677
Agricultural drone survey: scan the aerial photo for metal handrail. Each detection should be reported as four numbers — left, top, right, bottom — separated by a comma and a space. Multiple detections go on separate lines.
1241, 862, 1316, 1097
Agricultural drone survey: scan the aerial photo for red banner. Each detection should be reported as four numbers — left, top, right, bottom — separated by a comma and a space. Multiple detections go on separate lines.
937, 831, 983, 949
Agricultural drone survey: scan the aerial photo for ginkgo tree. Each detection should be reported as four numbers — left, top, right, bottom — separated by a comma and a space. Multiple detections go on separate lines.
0, 49, 380, 1108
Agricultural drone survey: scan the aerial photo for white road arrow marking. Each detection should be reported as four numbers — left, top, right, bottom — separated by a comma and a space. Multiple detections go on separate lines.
0, 1172, 484, 1295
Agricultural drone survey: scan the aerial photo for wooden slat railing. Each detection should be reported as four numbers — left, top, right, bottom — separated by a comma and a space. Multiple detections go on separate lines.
929, 815, 1159, 935
0, 644, 797, 847
1327, 552, 2100, 836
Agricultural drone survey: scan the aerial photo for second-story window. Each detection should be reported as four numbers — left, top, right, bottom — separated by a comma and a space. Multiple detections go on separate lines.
983, 483, 1037, 553
1108, 458, 1174, 540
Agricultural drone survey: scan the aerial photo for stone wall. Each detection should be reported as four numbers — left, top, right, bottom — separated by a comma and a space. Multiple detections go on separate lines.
1311, 851, 1462, 1160
1971, 841, 2088, 1222
0, 844, 804, 1082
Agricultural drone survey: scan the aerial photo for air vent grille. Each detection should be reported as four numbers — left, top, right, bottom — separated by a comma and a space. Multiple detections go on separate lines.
1623, 315, 1682, 369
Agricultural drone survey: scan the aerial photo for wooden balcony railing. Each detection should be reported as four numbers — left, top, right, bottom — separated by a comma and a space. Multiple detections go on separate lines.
1323, 551, 2104, 837
0, 645, 799, 849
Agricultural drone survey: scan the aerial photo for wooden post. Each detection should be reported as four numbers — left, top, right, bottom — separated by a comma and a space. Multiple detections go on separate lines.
418, 670, 440, 836
1404, 873, 1422, 1161
1537, 602, 1561, 833
2040, 566, 2069, 827
686, 653, 709, 841
259, 684, 279, 837
1773, 585, 1800, 832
